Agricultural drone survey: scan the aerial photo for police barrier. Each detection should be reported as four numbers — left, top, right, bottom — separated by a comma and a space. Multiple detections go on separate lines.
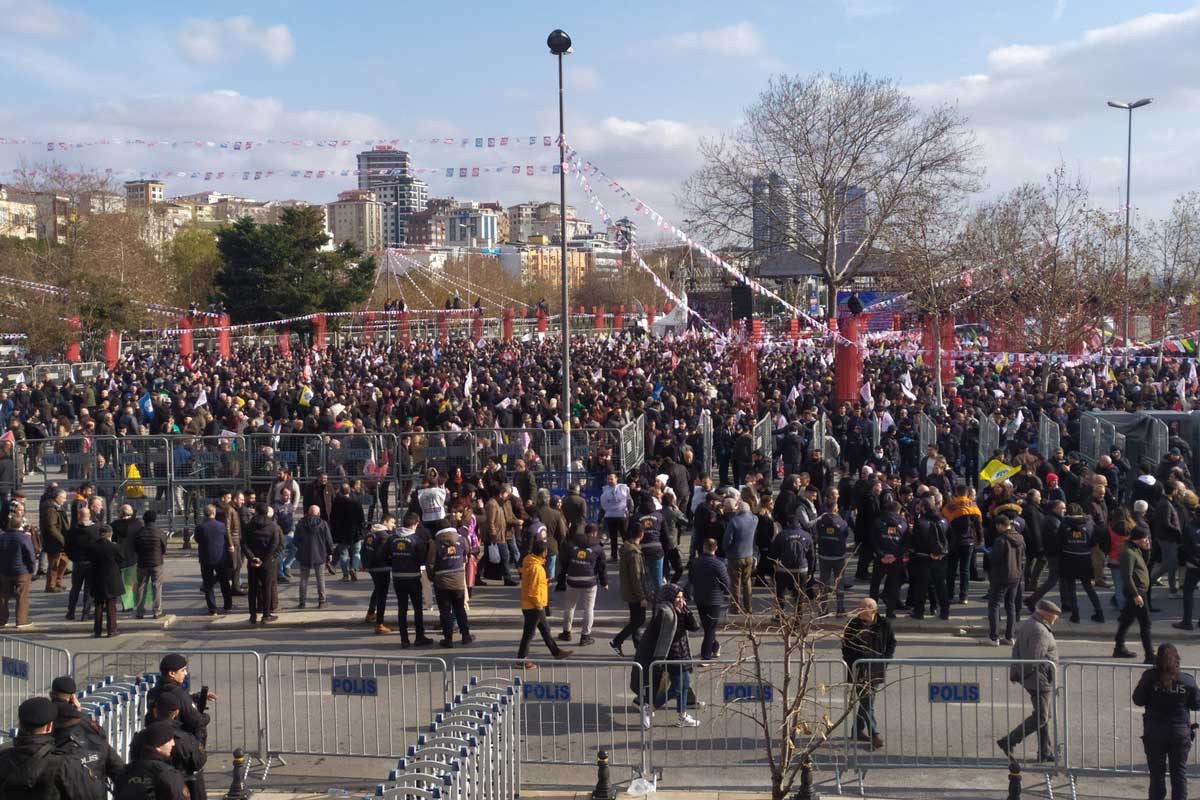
1059, 660, 1200, 781
1038, 412, 1060, 461
71, 648, 263, 761
0, 635, 70, 733
977, 414, 1000, 488
262, 653, 448, 760
77, 673, 157, 762
450, 657, 646, 776
848, 658, 1058, 778
644, 658, 851, 786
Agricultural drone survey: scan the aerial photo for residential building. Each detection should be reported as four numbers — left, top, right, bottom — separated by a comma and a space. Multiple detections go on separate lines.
751, 173, 792, 267
500, 243, 591, 289
570, 233, 622, 275
328, 189, 384, 252
356, 147, 413, 189
0, 187, 38, 239
505, 200, 588, 243
445, 202, 503, 249
125, 180, 165, 208
356, 147, 427, 244
406, 210, 447, 247
79, 191, 125, 215
608, 216, 637, 248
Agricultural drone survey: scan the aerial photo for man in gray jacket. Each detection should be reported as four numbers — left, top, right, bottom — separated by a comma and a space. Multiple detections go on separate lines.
998, 599, 1060, 763
293, 505, 334, 608
723, 500, 757, 614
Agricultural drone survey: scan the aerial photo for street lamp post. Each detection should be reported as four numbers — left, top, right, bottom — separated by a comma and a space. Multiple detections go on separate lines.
1107, 97, 1152, 366
549, 28, 573, 475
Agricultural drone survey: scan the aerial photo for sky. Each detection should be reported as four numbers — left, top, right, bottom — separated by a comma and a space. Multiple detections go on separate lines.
1, 0, 1198, 236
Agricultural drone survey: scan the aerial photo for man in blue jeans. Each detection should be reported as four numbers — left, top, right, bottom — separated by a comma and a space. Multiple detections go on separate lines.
986, 519, 1026, 646
842, 598, 895, 750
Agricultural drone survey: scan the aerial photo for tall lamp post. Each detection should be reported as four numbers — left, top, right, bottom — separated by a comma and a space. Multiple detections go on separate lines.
548, 28, 573, 474
1107, 97, 1152, 366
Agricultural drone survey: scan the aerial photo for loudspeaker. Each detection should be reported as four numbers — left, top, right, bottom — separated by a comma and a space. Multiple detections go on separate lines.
731, 284, 754, 322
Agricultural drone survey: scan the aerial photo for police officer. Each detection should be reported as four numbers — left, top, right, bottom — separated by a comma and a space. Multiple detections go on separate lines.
557, 523, 608, 646
52, 702, 123, 800
1132, 643, 1200, 800
869, 500, 909, 618
771, 513, 815, 612
147, 654, 214, 747
114, 721, 187, 800
363, 515, 397, 635
0, 696, 95, 799
427, 524, 475, 648
814, 493, 851, 614
131, 692, 206, 800
390, 512, 433, 648
636, 497, 665, 588
909, 499, 951, 621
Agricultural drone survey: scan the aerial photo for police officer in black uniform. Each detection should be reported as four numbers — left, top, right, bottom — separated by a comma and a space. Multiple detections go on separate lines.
390, 512, 433, 647
771, 514, 815, 612
362, 515, 397, 634
52, 701, 124, 800
131, 692, 207, 800
814, 494, 851, 614
147, 654, 214, 748
0, 696, 95, 800
1133, 643, 1200, 800
908, 499, 951, 621
869, 500, 909, 618
114, 721, 187, 800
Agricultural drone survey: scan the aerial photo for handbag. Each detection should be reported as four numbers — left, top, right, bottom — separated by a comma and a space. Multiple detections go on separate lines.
487, 543, 502, 564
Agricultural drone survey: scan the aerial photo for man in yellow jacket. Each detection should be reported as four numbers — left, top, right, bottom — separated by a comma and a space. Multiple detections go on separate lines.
518, 539, 573, 666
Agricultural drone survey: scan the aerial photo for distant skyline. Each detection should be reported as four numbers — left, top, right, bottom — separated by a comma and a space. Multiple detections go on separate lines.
1, 1, 1197, 235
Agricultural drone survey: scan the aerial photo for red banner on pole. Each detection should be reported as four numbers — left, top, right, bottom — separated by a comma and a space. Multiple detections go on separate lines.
750, 318, 763, 344
65, 317, 81, 363
103, 330, 119, 370
789, 317, 800, 340
732, 341, 758, 411
399, 311, 411, 346
647, 305, 656, 330
437, 312, 449, 344
312, 313, 327, 351
594, 306, 605, 331
613, 305, 624, 330
178, 316, 193, 358
363, 312, 375, 344
834, 316, 862, 405
217, 314, 231, 359
502, 308, 513, 342
472, 311, 484, 343
536, 309, 548, 333
278, 331, 290, 356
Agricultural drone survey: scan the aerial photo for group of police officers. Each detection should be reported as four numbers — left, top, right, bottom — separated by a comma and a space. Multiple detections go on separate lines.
0, 654, 210, 800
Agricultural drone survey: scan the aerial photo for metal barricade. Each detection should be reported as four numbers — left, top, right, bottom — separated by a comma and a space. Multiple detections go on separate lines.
262, 652, 447, 760
977, 413, 1000, 488
109, 436, 175, 530
245, 432, 324, 486
752, 415, 774, 465
617, 415, 645, 476
699, 412, 713, 478
645, 658, 850, 786
71, 648, 262, 760
916, 413, 936, 455
848, 658, 1058, 777
1038, 412, 1061, 458
450, 657, 646, 777
170, 435, 248, 526
20, 435, 101, 489
324, 431, 398, 487
1059, 660, 1196, 780
0, 635, 71, 732
77, 673, 157, 762
1143, 415, 1170, 470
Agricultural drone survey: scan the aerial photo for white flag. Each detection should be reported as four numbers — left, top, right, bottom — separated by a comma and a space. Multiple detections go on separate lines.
901, 384, 916, 401
860, 381, 873, 408
194, 388, 208, 408
463, 367, 474, 400
786, 383, 801, 404
900, 370, 913, 391
1179, 377, 1191, 411
1189, 361, 1198, 390
1006, 409, 1024, 437
14, 371, 24, 385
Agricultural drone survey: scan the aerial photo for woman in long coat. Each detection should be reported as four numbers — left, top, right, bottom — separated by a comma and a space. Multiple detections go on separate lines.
630, 582, 701, 730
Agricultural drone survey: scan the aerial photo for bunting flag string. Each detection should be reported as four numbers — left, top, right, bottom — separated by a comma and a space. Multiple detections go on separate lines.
1, 134, 559, 150
565, 147, 851, 348
385, 249, 529, 311
570, 159, 727, 342
1, 164, 563, 182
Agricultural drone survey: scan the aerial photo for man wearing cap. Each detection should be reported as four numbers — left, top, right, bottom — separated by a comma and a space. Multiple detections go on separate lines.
52, 698, 124, 800
147, 654, 214, 747
49, 675, 81, 710
999, 599, 1060, 762
131, 691, 207, 800
0, 696, 95, 799
114, 721, 187, 800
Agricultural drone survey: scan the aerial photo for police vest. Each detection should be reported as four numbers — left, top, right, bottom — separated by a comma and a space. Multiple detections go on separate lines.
815, 514, 849, 560
360, 530, 391, 572
433, 533, 465, 574
389, 534, 423, 578
776, 527, 812, 572
638, 513, 662, 551
1061, 521, 1092, 555
566, 543, 602, 588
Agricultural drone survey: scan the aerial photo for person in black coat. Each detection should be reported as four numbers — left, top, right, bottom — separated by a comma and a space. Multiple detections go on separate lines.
686, 538, 730, 660
133, 510, 167, 619
115, 721, 188, 800
631, 582, 702, 730
65, 507, 99, 620
329, 484, 365, 580
109, 506, 142, 573
842, 597, 897, 750
86, 525, 123, 637
132, 689, 208, 800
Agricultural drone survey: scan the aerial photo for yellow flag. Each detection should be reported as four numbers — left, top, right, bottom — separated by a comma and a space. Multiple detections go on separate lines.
979, 458, 1022, 486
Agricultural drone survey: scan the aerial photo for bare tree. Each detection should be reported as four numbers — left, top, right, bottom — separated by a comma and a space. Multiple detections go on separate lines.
961, 165, 1120, 353
1140, 192, 1200, 323
681, 72, 981, 315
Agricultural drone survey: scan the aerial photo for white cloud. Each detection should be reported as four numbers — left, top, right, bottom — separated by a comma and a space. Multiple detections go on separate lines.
178, 17, 296, 65
908, 6, 1200, 217
654, 21, 768, 59
839, 0, 898, 19
0, 0, 85, 37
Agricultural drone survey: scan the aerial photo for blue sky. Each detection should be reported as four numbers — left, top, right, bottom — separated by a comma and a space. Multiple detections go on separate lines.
1, 0, 1197, 230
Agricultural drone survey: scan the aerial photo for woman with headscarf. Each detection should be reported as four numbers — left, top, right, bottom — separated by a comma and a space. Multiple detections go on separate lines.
629, 582, 701, 731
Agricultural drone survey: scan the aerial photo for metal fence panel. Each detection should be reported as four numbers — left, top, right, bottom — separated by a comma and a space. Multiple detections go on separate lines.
1059, 660, 1200, 777
1038, 413, 1060, 459
1079, 413, 1101, 467
1144, 416, 1170, 470
71, 649, 262, 759
752, 415, 774, 464
916, 413, 937, 455
699, 412, 713, 479
0, 635, 71, 732
848, 658, 1057, 773
451, 657, 646, 776
977, 414, 1000, 488
645, 658, 850, 782
617, 416, 645, 476
262, 653, 447, 759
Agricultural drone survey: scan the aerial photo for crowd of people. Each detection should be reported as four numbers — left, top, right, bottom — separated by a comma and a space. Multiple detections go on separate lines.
3, 328, 1200, 792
